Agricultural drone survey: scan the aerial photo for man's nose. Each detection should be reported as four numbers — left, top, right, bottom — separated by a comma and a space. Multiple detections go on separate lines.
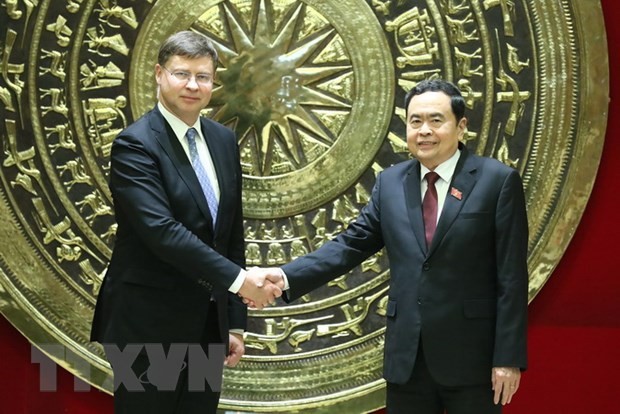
419, 122, 432, 134
185, 76, 199, 89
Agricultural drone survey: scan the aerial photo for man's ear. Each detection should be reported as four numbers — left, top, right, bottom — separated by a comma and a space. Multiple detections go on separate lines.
155, 64, 163, 85
458, 117, 468, 137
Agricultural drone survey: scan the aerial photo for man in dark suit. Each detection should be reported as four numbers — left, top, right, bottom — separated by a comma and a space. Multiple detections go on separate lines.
91, 31, 280, 414
253, 79, 528, 413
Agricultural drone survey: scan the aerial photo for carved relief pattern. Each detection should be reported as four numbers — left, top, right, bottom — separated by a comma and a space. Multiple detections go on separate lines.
0, 0, 608, 412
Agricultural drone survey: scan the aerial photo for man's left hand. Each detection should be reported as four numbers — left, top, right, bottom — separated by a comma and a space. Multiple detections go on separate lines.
225, 332, 245, 367
492, 366, 521, 405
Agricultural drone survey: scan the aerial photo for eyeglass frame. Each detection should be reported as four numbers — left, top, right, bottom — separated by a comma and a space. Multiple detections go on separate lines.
160, 65, 214, 85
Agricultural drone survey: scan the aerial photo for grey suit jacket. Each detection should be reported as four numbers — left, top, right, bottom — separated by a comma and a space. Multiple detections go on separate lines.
282, 144, 528, 386
91, 106, 246, 347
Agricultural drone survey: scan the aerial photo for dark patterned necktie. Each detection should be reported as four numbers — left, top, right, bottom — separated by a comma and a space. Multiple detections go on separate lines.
422, 171, 440, 249
186, 127, 218, 227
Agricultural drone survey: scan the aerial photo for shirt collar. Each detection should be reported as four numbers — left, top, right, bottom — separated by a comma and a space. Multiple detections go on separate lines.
158, 102, 202, 140
420, 148, 461, 184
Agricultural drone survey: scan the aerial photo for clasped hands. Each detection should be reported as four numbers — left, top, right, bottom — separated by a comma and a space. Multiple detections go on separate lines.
237, 267, 284, 309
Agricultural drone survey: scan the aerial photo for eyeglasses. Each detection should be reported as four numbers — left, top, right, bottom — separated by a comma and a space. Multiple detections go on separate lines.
161, 66, 213, 85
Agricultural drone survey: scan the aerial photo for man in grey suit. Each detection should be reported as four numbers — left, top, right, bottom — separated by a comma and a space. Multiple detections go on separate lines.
252, 79, 529, 413
91, 31, 280, 413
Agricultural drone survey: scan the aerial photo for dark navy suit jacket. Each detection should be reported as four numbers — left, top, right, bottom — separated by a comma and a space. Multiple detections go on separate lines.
91, 106, 246, 347
282, 143, 528, 386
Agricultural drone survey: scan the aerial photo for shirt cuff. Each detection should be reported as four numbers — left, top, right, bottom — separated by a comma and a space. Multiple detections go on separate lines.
229, 328, 244, 336
280, 268, 290, 290
228, 269, 246, 294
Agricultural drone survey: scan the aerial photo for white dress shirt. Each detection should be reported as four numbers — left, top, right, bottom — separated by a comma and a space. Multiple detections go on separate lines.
158, 103, 220, 200
157, 103, 246, 298
420, 149, 461, 224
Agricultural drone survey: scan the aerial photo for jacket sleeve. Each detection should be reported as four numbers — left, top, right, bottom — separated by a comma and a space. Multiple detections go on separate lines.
492, 168, 529, 370
282, 173, 386, 301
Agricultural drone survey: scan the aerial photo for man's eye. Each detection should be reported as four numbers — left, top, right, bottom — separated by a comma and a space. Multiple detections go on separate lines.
173, 71, 191, 80
196, 74, 212, 83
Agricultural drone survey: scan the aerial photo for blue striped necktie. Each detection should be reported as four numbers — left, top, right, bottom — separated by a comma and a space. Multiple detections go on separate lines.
186, 127, 218, 227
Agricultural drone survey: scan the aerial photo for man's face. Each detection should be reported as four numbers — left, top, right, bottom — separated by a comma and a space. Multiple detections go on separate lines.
155, 55, 214, 126
406, 91, 467, 170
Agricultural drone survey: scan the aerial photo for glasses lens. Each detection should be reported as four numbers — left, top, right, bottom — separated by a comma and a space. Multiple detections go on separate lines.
164, 67, 211, 84
173, 72, 190, 81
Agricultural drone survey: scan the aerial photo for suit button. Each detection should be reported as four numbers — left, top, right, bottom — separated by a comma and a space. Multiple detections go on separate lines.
417, 298, 422, 305
423, 262, 430, 271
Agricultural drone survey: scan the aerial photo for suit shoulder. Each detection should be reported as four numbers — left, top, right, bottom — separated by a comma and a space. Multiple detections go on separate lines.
202, 117, 235, 138
380, 159, 416, 178
473, 154, 518, 177
116, 109, 154, 139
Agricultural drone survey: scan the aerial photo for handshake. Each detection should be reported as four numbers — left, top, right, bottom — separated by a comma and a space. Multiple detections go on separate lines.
237, 267, 286, 309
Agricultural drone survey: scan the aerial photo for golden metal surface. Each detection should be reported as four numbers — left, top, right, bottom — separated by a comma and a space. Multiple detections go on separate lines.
0, 0, 608, 412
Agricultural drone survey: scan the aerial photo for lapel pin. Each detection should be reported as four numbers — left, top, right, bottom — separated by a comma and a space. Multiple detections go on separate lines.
450, 187, 463, 200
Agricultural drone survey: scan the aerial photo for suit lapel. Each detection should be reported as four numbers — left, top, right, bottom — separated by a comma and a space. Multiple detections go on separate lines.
429, 146, 478, 255
149, 108, 216, 230
403, 161, 428, 254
